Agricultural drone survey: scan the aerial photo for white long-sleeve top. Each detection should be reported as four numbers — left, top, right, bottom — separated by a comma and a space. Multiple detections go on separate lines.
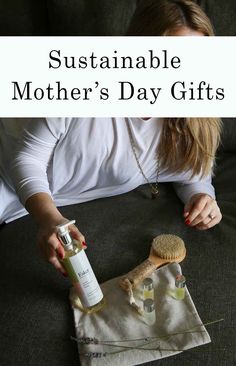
0, 118, 215, 223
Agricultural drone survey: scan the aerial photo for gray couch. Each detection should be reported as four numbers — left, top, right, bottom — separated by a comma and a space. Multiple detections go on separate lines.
0, 1, 236, 366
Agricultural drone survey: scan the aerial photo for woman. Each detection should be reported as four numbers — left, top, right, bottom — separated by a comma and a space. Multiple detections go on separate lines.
0, 0, 222, 277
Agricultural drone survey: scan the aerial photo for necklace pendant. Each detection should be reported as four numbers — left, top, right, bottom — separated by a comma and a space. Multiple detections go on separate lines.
151, 187, 159, 199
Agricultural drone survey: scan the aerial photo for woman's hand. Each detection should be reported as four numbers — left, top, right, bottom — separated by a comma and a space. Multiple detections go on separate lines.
184, 193, 222, 230
25, 193, 86, 276
37, 217, 86, 276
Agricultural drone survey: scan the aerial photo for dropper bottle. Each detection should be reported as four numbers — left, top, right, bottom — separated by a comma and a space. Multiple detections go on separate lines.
56, 220, 105, 313
174, 274, 186, 300
142, 277, 154, 300
143, 298, 156, 326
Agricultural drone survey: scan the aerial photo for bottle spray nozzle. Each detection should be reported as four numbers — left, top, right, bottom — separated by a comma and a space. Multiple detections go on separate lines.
56, 220, 76, 247
56, 220, 76, 236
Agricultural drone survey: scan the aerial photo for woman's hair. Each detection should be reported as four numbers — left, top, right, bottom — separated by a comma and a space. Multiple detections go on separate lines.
128, 1, 220, 177
127, 0, 214, 36
158, 119, 222, 178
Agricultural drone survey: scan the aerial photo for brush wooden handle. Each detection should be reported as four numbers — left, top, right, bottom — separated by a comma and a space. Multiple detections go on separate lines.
119, 234, 186, 291
119, 259, 158, 290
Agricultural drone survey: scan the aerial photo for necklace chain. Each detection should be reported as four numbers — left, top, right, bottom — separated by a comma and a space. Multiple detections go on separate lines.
126, 120, 159, 199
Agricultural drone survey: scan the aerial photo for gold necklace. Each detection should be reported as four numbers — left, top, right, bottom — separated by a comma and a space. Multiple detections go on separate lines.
126, 120, 160, 199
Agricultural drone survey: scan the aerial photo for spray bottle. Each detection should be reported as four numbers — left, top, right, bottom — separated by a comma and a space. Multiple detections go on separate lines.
56, 220, 105, 313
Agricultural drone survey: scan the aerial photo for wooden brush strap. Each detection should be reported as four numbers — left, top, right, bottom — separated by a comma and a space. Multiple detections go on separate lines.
119, 259, 157, 291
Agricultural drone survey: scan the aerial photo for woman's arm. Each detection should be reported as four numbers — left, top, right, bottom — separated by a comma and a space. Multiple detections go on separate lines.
10, 118, 62, 205
173, 173, 216, 204
10, 119, 85, 273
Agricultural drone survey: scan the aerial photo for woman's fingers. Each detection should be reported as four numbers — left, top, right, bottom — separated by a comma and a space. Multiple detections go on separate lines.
69, 224, 87, 248
183, 200, 194, 218
184, 193, 222, 229
185, 195, 210, 225
48, 254, 67, 275
37, 221, 87, 275
195, 206, 222, 230
38, 232, 66, 275
188, 201, 215, 226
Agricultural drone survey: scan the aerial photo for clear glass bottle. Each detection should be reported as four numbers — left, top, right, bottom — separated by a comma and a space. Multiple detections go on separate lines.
142, 277, 154, 300
143, 298, 156, 325
56, 220, 105, 313
175, 274, 186, 300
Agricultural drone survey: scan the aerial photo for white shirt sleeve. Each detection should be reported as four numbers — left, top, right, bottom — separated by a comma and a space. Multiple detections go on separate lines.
10, 118, 67, 205
173, 172, 216, 204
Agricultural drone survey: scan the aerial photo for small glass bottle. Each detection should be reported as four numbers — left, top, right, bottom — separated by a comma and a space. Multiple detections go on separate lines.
56, 220, 105, 313
142, 277, 154, 300
175, 274, 186, 300
143, 298, 156, 325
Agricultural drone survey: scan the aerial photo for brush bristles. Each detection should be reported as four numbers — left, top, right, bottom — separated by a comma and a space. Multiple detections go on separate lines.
152, 234, 185, 260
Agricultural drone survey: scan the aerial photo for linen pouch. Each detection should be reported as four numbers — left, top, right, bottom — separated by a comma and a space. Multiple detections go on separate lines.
70, 262, 210, 366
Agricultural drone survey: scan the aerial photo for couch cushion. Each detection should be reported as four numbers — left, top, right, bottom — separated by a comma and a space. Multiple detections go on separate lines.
0, 1, 236, 37
0, 0, 49, 35
47, 0, 236, 36
47, 0, 137, 35
198, 0, 236, 35
0, 175, 235, 366
220, 119, 236, 153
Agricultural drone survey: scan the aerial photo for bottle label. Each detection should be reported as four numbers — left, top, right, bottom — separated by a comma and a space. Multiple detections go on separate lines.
64, 251, 103, 308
